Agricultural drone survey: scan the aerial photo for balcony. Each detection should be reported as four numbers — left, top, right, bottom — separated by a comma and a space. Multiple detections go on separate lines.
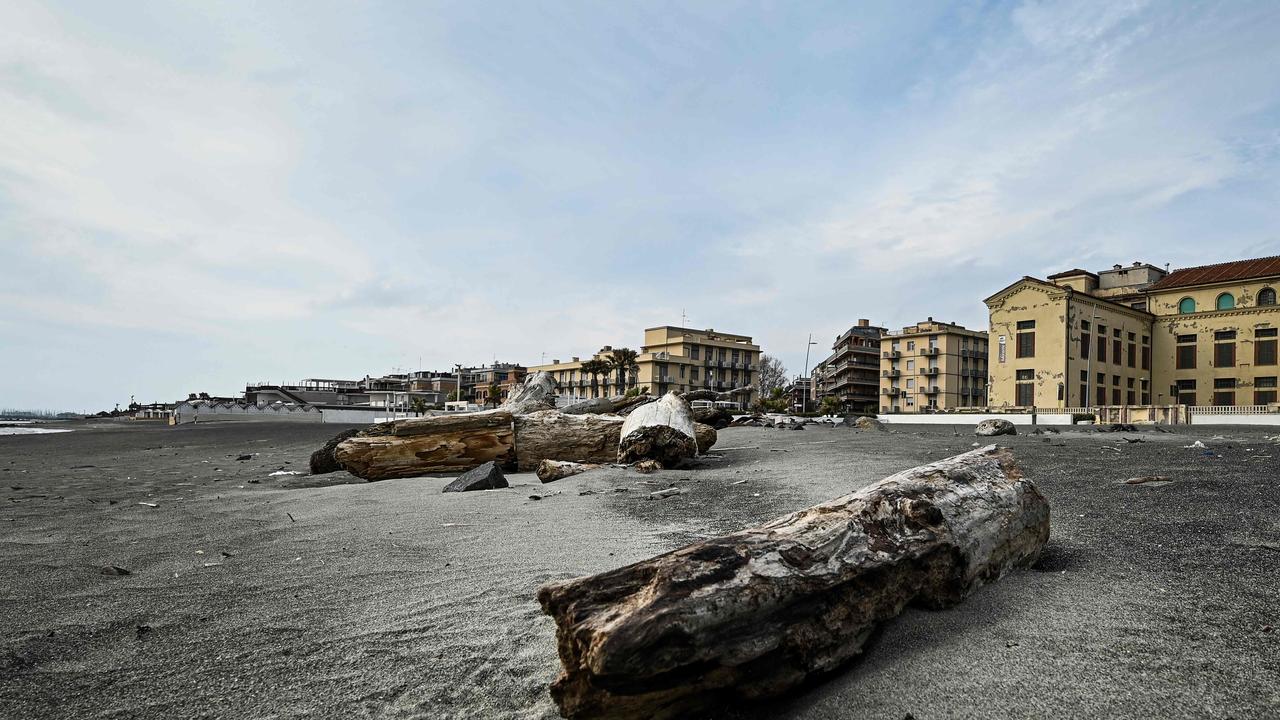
923, 385, 940, 394
921, 347, 940, 356
883, 351, 901, 359
882, 388, 902, 396
882, 369, 901, 378
920, 367, 939, 376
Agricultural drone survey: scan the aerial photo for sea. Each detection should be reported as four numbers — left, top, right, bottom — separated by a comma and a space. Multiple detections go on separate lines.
0, 421, 73, 436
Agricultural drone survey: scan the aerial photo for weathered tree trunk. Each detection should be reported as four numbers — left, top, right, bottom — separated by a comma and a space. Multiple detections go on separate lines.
537, 460, 602, 483
680, 387, 751, 403
693, 422, 716, 454
334, 412, 515, 480
562, 395, 652, 416
617, 392, 697, 467
537, 445, 1049, 720
501, 371, 558, 415
513, 411, 624, 472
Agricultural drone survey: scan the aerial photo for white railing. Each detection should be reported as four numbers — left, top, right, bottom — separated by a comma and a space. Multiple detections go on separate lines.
1189, 405, 1279, 415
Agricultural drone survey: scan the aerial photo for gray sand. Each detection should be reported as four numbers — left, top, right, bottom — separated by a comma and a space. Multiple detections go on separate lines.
2, 420, 1277, 719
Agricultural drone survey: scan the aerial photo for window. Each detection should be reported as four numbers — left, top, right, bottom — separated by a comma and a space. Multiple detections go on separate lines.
1111, 388, 1122, 405
1097, 335, 1107, 362
1016, 382, 1035, 407
1214, 330, 1236, 368
1256, 377, 1278, 405
1141, 335, 1151, 370
1080, 370, 1088, 381
1081, 320, 1091, 331
907, 341, 915, 351
1113, 337, 1122, 363
679, 365, 686, 379
1096, 385, 1106, 406
1080, 331, 1091, 359
1257, 328, 1278, 366
1178, 297, 1196, 314
1213, 379, 1236, 406
1176, 335, 1196, 370
1216, 293, 1235, 311
690, 345, 700, 360
1177, 379, 1197, 406
1260, 288, 1277, 306
1016, 321, 1035, 358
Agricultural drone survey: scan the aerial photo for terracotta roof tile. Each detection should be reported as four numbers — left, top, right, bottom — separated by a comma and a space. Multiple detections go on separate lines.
1147, 256, 1280, 291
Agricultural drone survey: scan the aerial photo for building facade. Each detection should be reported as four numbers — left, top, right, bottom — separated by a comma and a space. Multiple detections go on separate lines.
879, 319, 988, 412
812, 319, 884, 414
530, 327, 761, 408
985, 256, 1280, 409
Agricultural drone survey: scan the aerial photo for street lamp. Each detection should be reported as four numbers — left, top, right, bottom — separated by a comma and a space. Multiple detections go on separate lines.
801, 334, 818, 414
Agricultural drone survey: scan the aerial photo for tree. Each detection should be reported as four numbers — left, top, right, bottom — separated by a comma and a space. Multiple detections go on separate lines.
581, 359, 609, 398
609, 348, 640, 393
756, 354, 788, 398
487, 383, 502, 408
818, 395, 841, 416
409, 397, 427, 415
447, 391, 459, 402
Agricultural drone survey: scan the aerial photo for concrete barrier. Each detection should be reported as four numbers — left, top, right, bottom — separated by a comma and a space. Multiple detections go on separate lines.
876, 412, 1076, 426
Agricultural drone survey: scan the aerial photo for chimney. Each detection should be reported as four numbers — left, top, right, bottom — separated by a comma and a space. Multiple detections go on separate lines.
572, 356, 579, 362
857, 318, 869, 327
552, 359, 559, 365
1113, 264, 1122, 270
927, 316, 933, 322
1132, 261, 1142, 267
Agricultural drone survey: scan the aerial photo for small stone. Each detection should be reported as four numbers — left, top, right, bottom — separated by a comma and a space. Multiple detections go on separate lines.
100, 565, 131, 576
235, 454, 252, 461
649, 488, 682, 500
975, 419, 1016, 437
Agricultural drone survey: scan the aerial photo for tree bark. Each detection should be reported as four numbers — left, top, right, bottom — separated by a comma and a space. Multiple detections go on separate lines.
537, 460, 603, 483
617, 392, 697, 467
537, 445, 1049, 720
334, 412, 515, 480
513, 411, 625, 472
562, 395, 652, 416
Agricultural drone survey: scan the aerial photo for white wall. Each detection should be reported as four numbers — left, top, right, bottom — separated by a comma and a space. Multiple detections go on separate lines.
877, 412, 1076, 426
1189, 414, 1280, 426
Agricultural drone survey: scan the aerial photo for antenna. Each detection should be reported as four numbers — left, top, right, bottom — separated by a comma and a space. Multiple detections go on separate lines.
681, 308, 687, 327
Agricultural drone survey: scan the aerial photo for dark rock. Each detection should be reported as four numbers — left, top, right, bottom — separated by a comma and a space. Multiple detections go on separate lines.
442, 461, 508, 492
854, 416, 885, 431
692, 406, 734, 429
99, 565, 131, 576
235, 454, 252, 461
975, 419, 1016, 436
309, 428, 362, 475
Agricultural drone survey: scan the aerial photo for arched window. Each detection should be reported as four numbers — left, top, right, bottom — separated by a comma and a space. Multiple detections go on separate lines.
1216, 293, 1235, 311
1178, 297, 1196, 314
1260, 287, 1277, 306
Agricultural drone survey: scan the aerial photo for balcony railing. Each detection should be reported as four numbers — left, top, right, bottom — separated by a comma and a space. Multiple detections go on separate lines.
883, 351, 901, 359
920, 367, 939, 376
882, 388, 902, 396
921, 347, 940, 356
882, 369, 900, 378
923, 385, 940, 394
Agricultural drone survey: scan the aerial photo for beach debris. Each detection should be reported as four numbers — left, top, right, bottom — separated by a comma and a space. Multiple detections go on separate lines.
1101, 423, 1139, 433
529, 494, 543, 501
1124, 476, 1172, 485
731, 479, 748, 485
513, 411, 624, 471
338, 412, 517, 480
309, 428, 362, 474
201, 562, 222, 568
99, 565, 132, 576
269, 470, 304, 477
220, 551, 235, 558
853, 416, 885, 431
137, 502, 158, 507
693, 423, 717, 454
537, 446, 1048, 720
499, 371, 559, 415
1185, 441, 1207, 449
562, 395, 656, 416
648, 487, 682, 500
537, 460, 602, 483
691, 406, 733, 429
287, 512, 296, 522
617, 392, 697, 467
975, 418, 1016, 437
235, 454, 252, 461
632, 459, 663, 474
1122, 437, 1145, 444
442, 461, 508, 493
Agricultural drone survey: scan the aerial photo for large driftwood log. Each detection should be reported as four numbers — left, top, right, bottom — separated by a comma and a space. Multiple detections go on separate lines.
617, 392, 697, 467
334, 412, 515, 480
537, 460, 602, 483
680, 386, 751, 403
537, 445, 1049, 720
500, 371, 558, 415
513, 411, 624, 472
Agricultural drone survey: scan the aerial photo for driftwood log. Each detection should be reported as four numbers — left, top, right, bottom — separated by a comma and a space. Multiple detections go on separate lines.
537, 460, 602, 483
333, 412, 516, 480
617, 392, 697, 467
513, 411, 624, 472
562, 395, 652, 416
537, 445, 1049, 720
500, 372, 558, 415
693, 422, 716, 454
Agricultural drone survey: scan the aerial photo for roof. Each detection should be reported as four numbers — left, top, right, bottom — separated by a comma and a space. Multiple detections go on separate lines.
1147, 256, 1280, 291
984, 276, 1153, 317
1046, 268, 1098, 280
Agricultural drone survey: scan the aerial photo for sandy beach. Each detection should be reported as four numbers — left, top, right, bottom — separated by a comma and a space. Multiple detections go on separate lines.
2, 419, 1277, 719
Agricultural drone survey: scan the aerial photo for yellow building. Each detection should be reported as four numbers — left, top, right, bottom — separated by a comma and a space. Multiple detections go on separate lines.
879, 319, 988, 412
530, 326, 762, 408
1146, 257, 1280, 406
985, 256, 1280, 409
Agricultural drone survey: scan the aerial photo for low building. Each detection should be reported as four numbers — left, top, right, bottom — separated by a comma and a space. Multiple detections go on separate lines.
812, 320, 885, 414
879, 319, 988, 413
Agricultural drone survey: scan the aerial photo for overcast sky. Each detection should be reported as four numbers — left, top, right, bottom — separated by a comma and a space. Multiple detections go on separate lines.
3, 0, 1279, 411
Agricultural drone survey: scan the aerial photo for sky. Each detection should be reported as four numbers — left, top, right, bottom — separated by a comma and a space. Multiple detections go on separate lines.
2, 0, 1280, 411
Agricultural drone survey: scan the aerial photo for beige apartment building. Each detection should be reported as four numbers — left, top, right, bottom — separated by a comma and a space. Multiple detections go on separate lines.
985, 256, 1280, 409
812, 319, 885, 414
530, 326, 761, 408
879, 319, 988, 412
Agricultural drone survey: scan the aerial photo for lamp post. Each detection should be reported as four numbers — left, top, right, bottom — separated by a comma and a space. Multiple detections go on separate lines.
801, 334, 817, 414
1085, 308, 1100, 410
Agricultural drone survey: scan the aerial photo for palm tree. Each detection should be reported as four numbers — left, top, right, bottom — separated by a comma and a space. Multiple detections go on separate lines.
581, 359, 608, 398
610, 348, 640, 393
487, 382, 502, 408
